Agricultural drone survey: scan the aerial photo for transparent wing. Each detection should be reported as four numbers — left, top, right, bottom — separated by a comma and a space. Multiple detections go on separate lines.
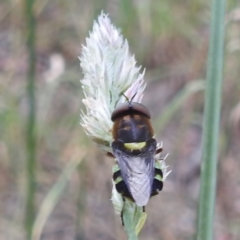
112, 139, 156, 206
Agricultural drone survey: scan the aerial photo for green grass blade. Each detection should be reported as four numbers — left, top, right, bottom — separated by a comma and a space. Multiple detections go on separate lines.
196, 0, 226, 239
25, 0, 37, 239
31, 157, 84, 240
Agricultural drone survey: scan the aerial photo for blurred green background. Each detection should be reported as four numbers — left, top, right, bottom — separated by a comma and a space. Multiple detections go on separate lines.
0, 0, 240, 239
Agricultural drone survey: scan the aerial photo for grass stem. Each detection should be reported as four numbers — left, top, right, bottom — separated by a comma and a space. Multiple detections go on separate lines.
196, 0, 226, 239
25, 0, 37, 239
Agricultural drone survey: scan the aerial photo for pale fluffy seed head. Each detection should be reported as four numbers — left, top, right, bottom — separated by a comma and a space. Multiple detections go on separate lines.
80, 13, 145, 151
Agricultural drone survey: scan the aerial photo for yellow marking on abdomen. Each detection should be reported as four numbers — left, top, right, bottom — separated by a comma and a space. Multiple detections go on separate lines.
124, 142, 146, 150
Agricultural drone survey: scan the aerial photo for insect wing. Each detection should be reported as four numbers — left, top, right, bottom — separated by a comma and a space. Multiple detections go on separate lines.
112, 140, 156, 206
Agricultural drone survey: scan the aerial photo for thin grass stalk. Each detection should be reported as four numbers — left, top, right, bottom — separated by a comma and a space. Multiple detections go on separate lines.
25, 0, 37, 239
75, 161, 87, 239
122, 202, 139, 240
31, 157, 83, 240
196, 0, 226, 239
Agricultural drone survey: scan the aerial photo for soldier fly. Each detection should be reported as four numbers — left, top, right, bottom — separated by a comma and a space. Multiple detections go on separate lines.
111, 96, 163, 207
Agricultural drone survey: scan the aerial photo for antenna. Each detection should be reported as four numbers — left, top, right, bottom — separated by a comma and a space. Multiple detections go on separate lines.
122, 93, 129, 102
130, 92, 137, 103
121, 92, 137, 108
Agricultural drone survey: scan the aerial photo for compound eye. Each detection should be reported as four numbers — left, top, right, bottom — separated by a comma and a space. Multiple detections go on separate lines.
111, 102, 151, 122
131, 102, 151, 119
111, 103, 129, 122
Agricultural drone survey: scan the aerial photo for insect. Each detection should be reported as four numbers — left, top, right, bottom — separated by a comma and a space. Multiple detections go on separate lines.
110, 96, 163, 207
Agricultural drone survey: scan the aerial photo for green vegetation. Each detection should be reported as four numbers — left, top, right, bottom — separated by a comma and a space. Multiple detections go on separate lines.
0, 0, 239, 239
25, 0, 37, 238
197, 0, 226, 239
